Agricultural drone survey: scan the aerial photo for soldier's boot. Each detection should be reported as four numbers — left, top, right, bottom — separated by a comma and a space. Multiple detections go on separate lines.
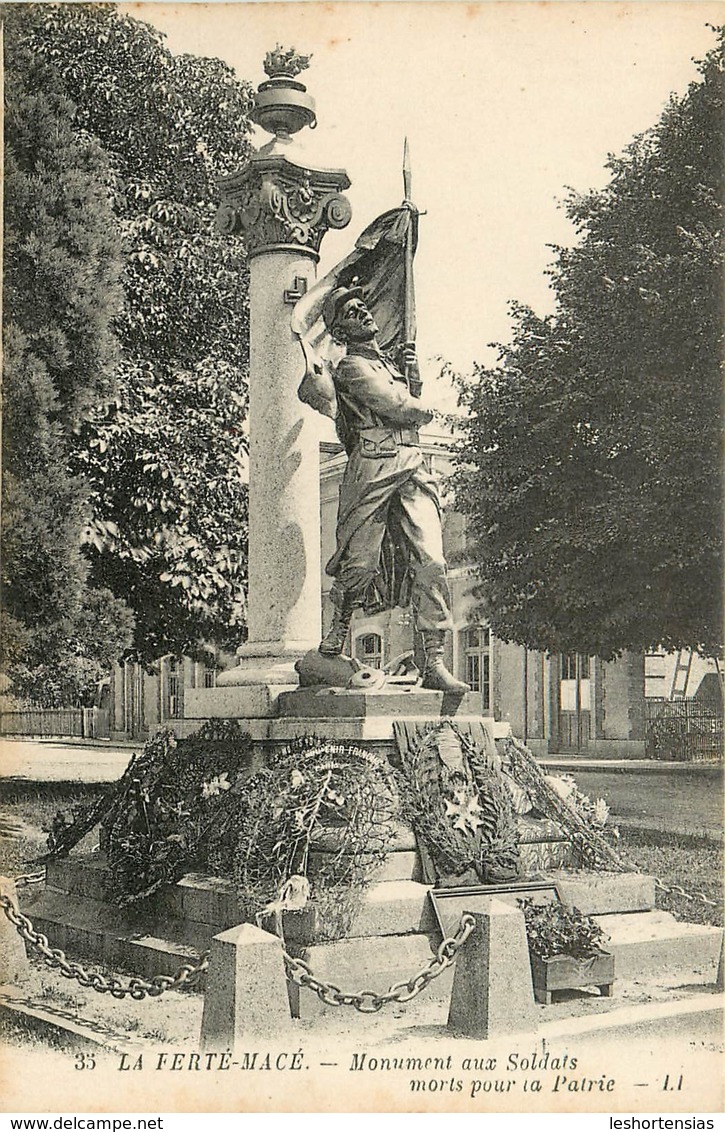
319, 595, 357, 657
421, 630, 470, 694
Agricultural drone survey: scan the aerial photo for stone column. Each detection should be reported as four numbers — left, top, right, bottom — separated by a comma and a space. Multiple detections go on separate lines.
214, 52, 351, 697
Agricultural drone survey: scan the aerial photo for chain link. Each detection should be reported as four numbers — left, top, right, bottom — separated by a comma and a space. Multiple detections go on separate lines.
283, 912, 476, 1013
0, 892, 208, 999
12, 870, 46, 890
652, 878, 721, 909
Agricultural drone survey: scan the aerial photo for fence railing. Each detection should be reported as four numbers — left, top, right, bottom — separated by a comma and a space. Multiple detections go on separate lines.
644, 698, 723, 762
0, 708, 110, 740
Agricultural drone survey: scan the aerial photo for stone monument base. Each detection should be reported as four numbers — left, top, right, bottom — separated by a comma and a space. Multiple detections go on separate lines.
22, 853, 722, 1028
169, 685, 504, 751
18, 697, 723, 1037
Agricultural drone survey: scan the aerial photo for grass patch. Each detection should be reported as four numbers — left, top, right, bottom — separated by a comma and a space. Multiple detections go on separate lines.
617, 826, 723, 927
0, 788, 106, 875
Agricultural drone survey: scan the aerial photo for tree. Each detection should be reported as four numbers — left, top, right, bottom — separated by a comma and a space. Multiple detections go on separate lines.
12, 4, 254, 660
453, 29, 723, 660
1, 16, 135, 705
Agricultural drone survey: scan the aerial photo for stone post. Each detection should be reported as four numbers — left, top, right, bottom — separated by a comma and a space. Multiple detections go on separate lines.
200, 922, 292, 1049
0, 878, 29, 984
214, 50, 351, 701
447, 900, 537, 1038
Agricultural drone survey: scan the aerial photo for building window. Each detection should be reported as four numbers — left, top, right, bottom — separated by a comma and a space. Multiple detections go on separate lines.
355, 632, 383, 669
462, 626, 491, 712
167, 657, 181, 719
644, 650, 667, 698
562, 654, 590, 681
203, 667, 216, 689
560, 654, 591, 711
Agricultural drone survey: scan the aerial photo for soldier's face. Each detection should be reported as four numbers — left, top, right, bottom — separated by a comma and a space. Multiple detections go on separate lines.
336, 297, 378, 341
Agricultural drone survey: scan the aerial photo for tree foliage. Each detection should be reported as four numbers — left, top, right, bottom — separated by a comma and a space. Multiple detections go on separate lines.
11, 4, 254, 660
1, 17, 134, 705
453, 29, 724, 660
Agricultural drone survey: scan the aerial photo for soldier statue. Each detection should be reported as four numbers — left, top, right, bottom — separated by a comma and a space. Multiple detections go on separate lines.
315, 284, 469, 694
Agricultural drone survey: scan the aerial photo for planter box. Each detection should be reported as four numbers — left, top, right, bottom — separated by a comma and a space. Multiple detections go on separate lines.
530, 951, 615, 1004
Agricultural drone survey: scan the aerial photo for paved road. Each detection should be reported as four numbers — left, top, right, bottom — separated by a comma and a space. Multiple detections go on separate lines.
1, 737, 138, 784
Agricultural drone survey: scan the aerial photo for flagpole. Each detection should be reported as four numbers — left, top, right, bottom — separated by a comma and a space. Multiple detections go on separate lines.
402, 137, 421, 397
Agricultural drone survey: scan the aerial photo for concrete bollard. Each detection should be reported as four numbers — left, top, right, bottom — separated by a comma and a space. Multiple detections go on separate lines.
447, 898, 537, 1039
0, 877, 30, 984
200, 922, 292, 1050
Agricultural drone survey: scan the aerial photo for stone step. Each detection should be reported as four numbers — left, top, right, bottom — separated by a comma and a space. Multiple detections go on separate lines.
309, 849, 422, 883
286, 931, 452, 1019
47, 857, 242, 929
27, 870, 722, 1014
276, 688, 485, 719
289, 911, 724, 1021
282, 880, 437, 944
26, 889, 211, 982
47, 843, 578, 951
594, 910, 722, 982
545, 870, 656, 914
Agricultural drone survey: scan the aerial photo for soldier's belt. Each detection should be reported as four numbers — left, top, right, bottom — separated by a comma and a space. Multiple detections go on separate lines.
357, 426, 420, 458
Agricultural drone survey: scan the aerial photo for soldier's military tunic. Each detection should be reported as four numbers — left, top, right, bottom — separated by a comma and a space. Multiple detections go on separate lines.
326, 342, 454, 632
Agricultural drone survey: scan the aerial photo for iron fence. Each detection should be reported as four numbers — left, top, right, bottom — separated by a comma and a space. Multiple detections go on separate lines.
644, 698, 723, 762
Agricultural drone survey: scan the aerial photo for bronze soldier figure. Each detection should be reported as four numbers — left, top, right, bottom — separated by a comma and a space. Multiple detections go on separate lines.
319, 285, 468, 694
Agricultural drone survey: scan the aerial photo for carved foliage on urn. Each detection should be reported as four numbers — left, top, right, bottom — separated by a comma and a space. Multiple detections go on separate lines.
217, 165, 351, 256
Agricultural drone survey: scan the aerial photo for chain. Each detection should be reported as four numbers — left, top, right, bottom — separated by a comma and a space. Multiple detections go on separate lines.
0, 892, 208, 999
3, 851, 718, 1018
652, 878, 721, 909
12, 870, 46, 889
1, 880, 471, 1012
283, 911, 476, 1013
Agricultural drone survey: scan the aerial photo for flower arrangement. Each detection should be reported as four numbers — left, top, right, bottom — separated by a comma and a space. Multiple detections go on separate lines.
212, 739, 397, 938
545, 773, 615, 834
518, 897, 609, 961
500, 736, 627, 872
397, 721, 521, 884
99, 721, 255, 904
43, 728, 397, 936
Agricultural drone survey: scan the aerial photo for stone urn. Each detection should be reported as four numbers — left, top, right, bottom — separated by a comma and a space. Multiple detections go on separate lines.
250, 45, 316, 140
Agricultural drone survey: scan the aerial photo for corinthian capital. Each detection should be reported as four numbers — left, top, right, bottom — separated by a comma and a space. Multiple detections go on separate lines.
216, 154, 351, 260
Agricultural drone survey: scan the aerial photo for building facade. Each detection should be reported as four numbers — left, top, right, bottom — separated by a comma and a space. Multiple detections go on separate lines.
109, 655, 219, 741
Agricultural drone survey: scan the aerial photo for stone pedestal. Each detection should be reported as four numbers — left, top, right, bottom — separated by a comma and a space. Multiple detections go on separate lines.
180, 683, 511, 749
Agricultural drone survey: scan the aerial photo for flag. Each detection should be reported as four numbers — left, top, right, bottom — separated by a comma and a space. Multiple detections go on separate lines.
292, 203, 418, 419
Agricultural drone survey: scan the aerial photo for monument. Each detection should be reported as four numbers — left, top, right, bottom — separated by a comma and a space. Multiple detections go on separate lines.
10, 48, 721, 1054
186, 46, 483, 738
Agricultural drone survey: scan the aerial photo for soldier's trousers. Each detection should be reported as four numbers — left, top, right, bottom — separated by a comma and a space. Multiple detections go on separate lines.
327, 465, 454, 632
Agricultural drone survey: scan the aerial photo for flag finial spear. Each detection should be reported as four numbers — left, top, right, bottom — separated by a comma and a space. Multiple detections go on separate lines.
403, 136, 412, 204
